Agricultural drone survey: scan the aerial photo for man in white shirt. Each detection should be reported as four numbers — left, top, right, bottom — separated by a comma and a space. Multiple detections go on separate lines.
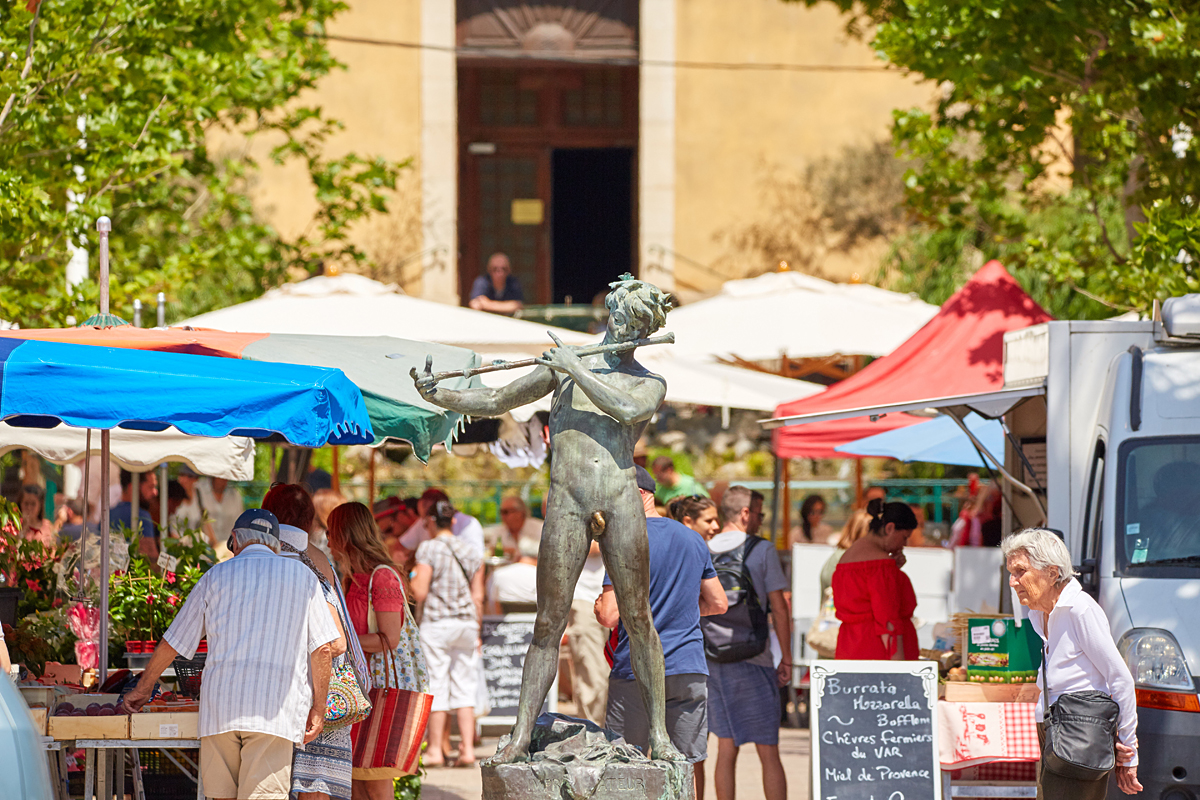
486, 536, 539, 613
124, 509, 337, 800
170, 465, 216, 547
398, 488, 484, 560
483, 496, 544, 558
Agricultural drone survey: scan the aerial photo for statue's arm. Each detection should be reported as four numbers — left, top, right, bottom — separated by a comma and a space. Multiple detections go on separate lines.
569, 368, 665, 426
413, 361, 556, 417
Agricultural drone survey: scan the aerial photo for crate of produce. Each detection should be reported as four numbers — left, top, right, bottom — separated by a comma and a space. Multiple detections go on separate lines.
965, 617, 1043, 684
47, 693, 130, 740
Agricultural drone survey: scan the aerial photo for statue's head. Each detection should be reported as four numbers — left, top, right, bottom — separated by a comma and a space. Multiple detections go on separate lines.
604, 274, 671, 342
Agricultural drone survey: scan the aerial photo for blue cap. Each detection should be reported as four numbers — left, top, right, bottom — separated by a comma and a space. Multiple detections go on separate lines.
232, 508, 280, 541
635, 466, 656, 493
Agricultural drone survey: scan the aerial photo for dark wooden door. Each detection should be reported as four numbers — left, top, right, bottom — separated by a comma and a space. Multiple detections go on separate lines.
458, 63, 638, 305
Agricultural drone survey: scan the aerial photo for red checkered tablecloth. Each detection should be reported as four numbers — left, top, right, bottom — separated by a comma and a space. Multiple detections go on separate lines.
939, 701, 1040, 768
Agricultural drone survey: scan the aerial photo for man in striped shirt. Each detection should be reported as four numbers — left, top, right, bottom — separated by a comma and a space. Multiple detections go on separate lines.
125, 509, 338, 800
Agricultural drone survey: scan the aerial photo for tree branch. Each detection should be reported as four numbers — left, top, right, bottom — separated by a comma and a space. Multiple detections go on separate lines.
1076, 159, 1129, 264
130, 95, 169, 151
0, 0, 44, 129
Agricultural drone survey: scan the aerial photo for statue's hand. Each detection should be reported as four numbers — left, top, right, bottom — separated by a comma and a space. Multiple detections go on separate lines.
536, 332, 584, 375
410, 356, 440, 400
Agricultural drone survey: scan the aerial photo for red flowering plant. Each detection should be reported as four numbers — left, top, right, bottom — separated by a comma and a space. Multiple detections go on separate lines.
0, 496, 67, 617
108, 524, 207, 647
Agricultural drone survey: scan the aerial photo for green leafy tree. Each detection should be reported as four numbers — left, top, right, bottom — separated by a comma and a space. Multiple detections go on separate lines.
794, 0, 1200, 313
0, 0, 406, 329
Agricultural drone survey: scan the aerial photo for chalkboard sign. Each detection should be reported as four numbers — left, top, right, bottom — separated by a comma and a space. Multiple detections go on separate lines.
479, 613, 556, 726
811, 660, 941, 800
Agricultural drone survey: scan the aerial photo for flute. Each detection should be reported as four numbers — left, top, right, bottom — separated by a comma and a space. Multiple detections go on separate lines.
398, 332, 675, 382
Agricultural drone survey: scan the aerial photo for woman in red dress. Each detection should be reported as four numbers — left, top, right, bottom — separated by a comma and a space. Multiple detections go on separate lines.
832, 499, 920, 660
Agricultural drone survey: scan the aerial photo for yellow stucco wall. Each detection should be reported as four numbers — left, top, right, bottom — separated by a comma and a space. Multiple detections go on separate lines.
673, 0, 931, 294
213, 0, 425, 290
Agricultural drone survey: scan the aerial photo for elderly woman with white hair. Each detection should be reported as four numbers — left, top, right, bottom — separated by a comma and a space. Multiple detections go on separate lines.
1002, 528, 1141, 797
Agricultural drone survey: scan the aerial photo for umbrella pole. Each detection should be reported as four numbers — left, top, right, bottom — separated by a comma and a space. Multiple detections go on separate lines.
77, 430, 92, 599
368, 449, 376, 506
331, 446, 340, 494
97, 215, 112, 685
99, 430, 111, 684
854, 459, 863, 508
781, 458, 790, 543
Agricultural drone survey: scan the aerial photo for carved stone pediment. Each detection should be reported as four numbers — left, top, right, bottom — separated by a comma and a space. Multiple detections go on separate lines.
457, 1, 638, 59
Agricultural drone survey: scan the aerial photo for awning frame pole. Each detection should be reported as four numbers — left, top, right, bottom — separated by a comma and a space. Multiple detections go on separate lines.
944, 411, 1047, 521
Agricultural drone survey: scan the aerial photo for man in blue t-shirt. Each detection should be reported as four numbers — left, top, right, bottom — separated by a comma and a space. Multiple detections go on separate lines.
595, 467, 727, 795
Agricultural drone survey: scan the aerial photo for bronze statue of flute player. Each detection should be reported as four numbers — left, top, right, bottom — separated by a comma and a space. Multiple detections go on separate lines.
412, 274, 683, 764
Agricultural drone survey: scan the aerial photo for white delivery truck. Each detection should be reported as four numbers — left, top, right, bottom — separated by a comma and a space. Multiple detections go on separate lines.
1000, 299, 1200, 800
769, 295, 1200, 798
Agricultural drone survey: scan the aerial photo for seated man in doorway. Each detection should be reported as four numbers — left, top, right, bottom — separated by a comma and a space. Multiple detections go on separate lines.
468, 252, 525, 316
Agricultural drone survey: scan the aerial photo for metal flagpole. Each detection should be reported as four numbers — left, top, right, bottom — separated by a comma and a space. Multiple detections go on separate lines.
97, 216, 112, 684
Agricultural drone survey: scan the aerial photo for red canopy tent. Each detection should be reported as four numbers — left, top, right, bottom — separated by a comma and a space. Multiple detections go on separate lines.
769, 261, 1053, 459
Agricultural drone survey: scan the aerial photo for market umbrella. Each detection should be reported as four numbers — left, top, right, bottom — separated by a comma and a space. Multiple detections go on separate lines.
0, 423, 254, 480
0, 335, 374, 679
834, 412, 1004, 467
178, 273, 592, 357
0, 328, 483, 460
0, 337, 372, 447
662, 270, 939, 363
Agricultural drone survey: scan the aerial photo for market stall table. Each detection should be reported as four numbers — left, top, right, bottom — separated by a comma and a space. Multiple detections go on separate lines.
938, 685, 1041, 798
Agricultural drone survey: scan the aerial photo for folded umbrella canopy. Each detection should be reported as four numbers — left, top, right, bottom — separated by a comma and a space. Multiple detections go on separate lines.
0, 337, 373, 447
834, 412, 1004, 468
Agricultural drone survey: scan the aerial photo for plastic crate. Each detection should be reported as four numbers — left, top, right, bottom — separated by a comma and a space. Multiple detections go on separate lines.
171, 654, 206, 699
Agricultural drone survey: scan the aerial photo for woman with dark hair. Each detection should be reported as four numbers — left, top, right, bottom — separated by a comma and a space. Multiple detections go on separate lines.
789, 494, 833, 546
832, 499, 920, 660
668, 495, 720, 540
410, 499, 484, 767
19, 484, 55, 546
327, 501, 428, 799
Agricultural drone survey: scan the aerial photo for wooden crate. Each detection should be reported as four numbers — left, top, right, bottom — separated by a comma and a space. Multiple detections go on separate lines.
129, 712, 199, 740
27, 707, 48, 735
48, 714, 130, 740
941, 681, 1040, 703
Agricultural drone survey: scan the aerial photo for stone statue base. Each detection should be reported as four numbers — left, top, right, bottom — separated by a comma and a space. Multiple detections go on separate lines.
481, 714, 694, 800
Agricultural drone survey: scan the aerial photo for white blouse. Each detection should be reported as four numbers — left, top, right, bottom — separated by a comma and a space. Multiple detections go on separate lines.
1028, 578, 1139, 766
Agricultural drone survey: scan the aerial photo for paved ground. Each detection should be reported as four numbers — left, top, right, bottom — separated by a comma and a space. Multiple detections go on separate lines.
421, 727, 812, 800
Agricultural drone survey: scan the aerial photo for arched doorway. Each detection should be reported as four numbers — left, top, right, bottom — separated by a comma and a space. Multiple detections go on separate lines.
457, 1, 639, 305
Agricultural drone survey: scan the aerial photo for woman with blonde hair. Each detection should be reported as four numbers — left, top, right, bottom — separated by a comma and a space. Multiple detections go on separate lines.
326, 502, 429, 800
818, 510, 871, 608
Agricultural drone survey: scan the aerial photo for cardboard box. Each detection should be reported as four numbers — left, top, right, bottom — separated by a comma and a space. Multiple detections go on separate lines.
129, 711, 199, 740
941, 681, 1041, 703
965, 617, 1043, 684
47, 694, 129, 741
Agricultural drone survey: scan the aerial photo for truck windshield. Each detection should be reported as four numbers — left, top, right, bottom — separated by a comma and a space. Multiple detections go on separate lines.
1118, 437, 1200, 572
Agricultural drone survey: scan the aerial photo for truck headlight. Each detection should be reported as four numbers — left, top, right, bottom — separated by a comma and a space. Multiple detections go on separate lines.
1118, 628, 1195, 691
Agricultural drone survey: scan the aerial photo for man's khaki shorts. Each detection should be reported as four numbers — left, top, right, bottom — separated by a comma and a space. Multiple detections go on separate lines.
200, 731, 294, 800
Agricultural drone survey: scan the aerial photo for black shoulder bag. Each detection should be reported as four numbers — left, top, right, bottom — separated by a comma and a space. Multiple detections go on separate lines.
1040, 638, 1121, 781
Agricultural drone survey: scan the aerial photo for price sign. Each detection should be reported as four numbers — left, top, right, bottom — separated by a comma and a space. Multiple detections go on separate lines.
811, 660, 941, 800
157, 552, 179, 573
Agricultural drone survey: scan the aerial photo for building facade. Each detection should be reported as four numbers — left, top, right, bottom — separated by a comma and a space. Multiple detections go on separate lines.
243, 0, 930, 305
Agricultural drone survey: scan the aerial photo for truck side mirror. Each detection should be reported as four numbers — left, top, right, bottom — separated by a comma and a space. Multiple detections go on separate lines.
1075, 558, 1099, 598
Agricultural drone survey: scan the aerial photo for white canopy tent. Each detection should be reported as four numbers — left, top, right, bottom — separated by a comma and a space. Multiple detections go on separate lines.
0, 422, 255, 480
662, 271, 939, 362
479, 351, 822, 419
180, 273, 592, 357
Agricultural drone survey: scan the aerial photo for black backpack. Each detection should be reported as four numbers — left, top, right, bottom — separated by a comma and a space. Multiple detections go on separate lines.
701, 535, 771, 663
